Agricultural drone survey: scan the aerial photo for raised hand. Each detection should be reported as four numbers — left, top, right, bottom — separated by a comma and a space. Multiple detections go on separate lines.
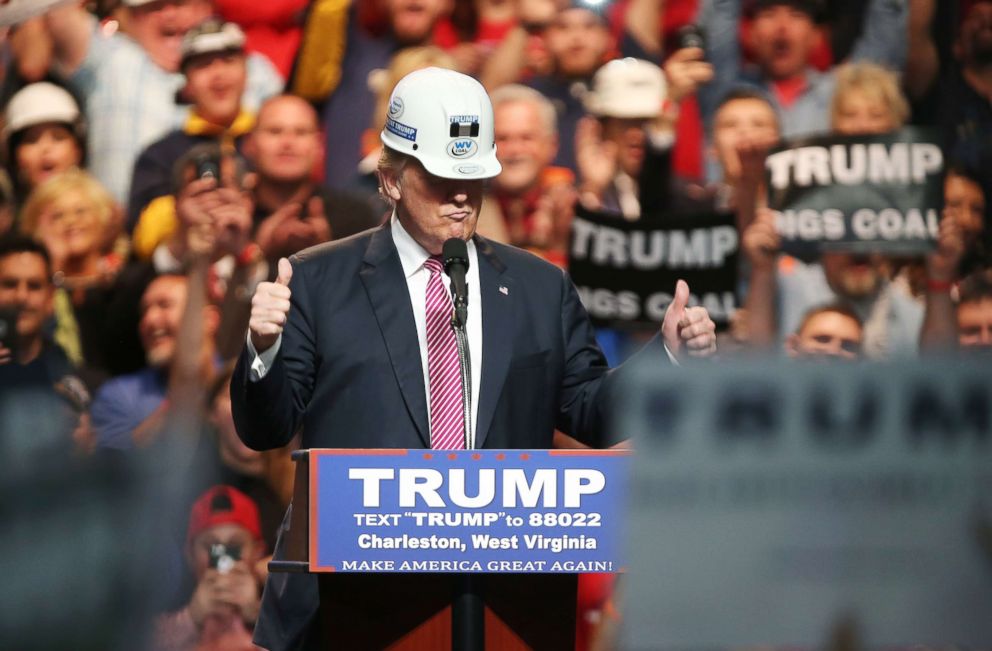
927, 210, 966, 282
742, 208, 781, 271
302, 195, 332, 244
737, 135, 776, 193
575, 116, 618, 206
249, 257, 292, 353
256, 197, 331, 261
663, 47, 714, 103
255, 202, 302, 260
661, 279, 717, 359
209, 186, 254, 259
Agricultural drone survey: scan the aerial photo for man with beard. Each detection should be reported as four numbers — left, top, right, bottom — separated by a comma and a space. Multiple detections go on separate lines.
741, 208, 927, 359
0, 237, 87, 402
698, 0, 905, 140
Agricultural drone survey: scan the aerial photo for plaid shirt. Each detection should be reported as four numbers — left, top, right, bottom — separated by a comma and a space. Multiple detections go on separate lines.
70, 16, 283, 204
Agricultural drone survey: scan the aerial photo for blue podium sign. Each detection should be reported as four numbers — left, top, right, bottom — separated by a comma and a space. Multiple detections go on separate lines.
308, 449, 629, 573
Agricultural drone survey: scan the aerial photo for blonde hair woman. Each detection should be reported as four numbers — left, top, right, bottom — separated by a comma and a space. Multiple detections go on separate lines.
831, 62, 909, 135
21, 169, 123, 285
20, 170, 126, 370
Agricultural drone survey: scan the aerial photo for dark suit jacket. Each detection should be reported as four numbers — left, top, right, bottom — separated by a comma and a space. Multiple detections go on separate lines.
231, 223, 659, 650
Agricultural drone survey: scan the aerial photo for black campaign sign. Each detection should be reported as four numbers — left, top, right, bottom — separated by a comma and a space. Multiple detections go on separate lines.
766, 127, 944, 258
568, 206, 739, 328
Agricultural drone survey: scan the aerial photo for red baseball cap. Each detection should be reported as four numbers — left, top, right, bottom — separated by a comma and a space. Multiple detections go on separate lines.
186, 485, 262, 547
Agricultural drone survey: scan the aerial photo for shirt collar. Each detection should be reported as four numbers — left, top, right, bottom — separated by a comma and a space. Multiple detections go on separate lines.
390, 212, 477, 278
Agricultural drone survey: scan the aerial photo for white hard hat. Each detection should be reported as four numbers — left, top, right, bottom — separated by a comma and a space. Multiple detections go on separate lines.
180, 19, 246, 69
4, 82, 81, 139
380, 67, 501, 180
585, 58, 667, 119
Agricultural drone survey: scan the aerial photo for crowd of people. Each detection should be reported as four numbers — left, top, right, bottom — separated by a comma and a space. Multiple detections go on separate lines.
0, 0, 989, 649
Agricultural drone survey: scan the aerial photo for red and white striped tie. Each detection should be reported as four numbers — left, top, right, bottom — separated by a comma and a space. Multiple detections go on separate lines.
424, 256, 465, 449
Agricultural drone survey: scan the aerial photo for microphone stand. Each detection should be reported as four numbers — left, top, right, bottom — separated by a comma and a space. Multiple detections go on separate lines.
449, 288, 483, 651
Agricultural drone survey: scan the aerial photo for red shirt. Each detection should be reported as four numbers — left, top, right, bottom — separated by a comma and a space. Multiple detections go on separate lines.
214, 0, 309, 78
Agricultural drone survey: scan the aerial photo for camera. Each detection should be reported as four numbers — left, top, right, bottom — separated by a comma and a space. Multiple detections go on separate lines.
208, 543, 242, 574
193, 150, 221, 181
676, 24, 706, 52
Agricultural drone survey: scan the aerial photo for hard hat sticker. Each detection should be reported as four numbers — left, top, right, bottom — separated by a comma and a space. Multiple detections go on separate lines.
449, 115, 480, 138
447, 139, 478, 158
385, 117, 417, 142
388, 97, 404, 119
454, 164, 482, 175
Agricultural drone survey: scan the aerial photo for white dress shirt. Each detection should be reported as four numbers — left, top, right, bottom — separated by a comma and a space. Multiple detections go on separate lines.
247, 215, 484, 448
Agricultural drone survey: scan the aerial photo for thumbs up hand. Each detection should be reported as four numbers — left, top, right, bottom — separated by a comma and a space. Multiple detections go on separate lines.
661, 279, 717, 359
249, 258, 293, 353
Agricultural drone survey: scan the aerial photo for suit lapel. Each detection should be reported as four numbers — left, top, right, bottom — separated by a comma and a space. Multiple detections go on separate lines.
475, 236, 514, 448
359, 224, 431, 447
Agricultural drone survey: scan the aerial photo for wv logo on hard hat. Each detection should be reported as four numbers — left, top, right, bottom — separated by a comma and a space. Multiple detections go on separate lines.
447, 115, 481, 158
448, 139, 478, 158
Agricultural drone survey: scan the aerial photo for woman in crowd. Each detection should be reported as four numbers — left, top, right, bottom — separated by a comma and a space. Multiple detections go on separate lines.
4, 82, 85, 206
19, 169, 126, 383
830, 61, 909, 136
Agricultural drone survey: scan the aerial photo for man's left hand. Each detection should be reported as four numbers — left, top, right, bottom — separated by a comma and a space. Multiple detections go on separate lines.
662, 279, 716, 359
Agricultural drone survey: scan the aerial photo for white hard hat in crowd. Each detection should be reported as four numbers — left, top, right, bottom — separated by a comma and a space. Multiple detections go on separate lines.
3, 82, 81, 140
180, 19, 246, 70
585, 58, 667, 120
380, 67, 501, 180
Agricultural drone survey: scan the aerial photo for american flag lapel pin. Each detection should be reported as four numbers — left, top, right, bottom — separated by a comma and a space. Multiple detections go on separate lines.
499, 285, 509, 296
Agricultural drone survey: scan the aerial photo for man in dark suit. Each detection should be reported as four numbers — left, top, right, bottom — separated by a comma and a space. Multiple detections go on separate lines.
231, 67, 717, 650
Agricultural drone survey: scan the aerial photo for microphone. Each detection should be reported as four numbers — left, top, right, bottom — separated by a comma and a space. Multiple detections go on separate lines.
442, 238, 469, 328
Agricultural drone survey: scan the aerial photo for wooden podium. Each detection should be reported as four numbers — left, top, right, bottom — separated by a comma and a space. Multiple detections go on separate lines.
271, 450, 578, 650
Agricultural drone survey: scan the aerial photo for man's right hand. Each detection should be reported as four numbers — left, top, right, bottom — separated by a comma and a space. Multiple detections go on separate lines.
249, 257, 293, 353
